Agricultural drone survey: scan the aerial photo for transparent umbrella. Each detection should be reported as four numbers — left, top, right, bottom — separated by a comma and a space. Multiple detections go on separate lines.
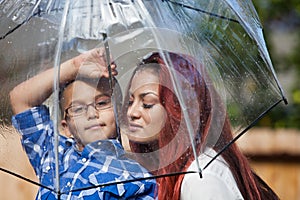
0, 0, 287, 199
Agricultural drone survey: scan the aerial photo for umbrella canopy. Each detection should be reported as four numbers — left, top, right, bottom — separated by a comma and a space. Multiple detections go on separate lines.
0, 0, 287, 198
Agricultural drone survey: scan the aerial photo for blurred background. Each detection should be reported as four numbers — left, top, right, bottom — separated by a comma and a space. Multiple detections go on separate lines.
237, 1, 300, 200
0, 0, 299, 199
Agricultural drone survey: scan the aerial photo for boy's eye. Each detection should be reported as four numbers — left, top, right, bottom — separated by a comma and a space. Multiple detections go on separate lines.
95, 98, 112, 110
96, 100, 109, 106
70, 105, 85, 114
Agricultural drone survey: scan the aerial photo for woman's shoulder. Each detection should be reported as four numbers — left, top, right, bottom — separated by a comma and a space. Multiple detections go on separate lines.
180, 148, 244, 200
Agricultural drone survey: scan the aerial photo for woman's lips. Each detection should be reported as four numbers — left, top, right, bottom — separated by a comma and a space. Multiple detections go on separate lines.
128, 123, 143, 132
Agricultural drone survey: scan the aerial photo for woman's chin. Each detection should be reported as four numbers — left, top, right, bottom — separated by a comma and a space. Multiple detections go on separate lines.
126, 133, 159, 144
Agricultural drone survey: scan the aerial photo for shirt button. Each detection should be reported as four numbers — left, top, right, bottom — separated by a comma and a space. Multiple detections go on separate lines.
45, 166, 51, 172
67, 182, 71, 187
33, 144, 40, 152
82, 158, 87, 163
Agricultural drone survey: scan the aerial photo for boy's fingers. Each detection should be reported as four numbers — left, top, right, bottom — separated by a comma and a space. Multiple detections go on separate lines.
109, 64, 118, 75
77, 48, 118, 78
111, 71, 118, 76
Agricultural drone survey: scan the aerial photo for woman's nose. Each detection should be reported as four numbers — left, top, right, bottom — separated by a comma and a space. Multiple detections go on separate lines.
127, 102, 141, 120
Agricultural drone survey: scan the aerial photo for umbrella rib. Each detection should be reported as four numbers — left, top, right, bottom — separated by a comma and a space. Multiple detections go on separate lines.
0, 170, 197, 195
63, 171, 198, 194
0, 1, 241, 40
102, 33, 122, 144
0, 166, 197, 194
0, 167, 55, 192
203, 98, 284, 171
0, 6, 63, 40
0, 22, 24, 40
163, 0, 240, 23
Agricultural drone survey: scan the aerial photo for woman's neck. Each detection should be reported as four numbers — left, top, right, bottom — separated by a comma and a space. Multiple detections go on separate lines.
129, 140, 160, 173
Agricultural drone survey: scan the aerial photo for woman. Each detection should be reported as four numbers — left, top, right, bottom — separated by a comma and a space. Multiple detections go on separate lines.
121, 51, 279, 200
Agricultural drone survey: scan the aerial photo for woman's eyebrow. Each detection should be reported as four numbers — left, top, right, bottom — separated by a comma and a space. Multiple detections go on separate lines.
140, 92, 159, 98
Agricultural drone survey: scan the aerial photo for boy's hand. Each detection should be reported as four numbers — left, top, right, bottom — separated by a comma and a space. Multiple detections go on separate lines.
73, 48, 118, 79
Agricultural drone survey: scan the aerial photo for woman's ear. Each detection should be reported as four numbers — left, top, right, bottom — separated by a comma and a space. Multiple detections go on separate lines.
61, 119, 72, 138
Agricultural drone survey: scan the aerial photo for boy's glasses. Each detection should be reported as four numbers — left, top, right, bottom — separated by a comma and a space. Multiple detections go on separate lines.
65, 98, 112, 117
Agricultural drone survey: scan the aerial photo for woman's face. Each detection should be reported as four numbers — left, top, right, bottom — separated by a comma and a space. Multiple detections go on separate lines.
126, 69, 167, 143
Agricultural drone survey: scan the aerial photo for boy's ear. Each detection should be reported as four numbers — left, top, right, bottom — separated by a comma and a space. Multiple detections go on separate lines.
61, 119, 72, 138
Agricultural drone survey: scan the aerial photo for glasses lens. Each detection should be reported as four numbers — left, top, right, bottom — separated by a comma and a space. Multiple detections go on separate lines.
66, 105, 86, 117
95, 97, 112, 110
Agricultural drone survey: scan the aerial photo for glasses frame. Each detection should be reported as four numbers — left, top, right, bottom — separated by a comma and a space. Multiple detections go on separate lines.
64, 98, 112, 117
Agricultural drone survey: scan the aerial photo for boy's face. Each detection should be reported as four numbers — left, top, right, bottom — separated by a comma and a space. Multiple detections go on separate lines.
61, 79, 117, 150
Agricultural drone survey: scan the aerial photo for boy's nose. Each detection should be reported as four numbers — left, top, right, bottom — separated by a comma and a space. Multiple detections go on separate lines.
86, 104, 99, 119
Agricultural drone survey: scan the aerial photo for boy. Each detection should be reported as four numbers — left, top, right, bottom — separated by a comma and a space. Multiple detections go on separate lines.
10, 48, 156, 199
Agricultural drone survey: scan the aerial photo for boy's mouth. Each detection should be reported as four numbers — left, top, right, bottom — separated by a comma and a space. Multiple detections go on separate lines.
85, 123, 105, 130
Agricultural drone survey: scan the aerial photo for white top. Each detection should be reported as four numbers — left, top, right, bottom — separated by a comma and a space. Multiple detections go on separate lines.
180, 148, 244, 200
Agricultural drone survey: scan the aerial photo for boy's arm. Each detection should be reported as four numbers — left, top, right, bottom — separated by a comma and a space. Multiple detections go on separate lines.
9, 59, 76, 114
10, 48, 117, 114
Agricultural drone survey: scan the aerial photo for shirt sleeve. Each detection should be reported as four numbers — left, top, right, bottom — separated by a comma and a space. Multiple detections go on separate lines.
11, 105, 54, 176
180, 172, 241, 200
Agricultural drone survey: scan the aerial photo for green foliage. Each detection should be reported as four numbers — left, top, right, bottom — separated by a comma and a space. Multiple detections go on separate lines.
253, 0, 300, 129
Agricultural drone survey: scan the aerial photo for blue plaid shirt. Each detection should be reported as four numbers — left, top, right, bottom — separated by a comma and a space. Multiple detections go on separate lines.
12, 105, 157, 200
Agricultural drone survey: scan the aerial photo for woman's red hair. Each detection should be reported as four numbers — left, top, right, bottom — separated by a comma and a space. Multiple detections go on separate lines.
128, 51, 279, 200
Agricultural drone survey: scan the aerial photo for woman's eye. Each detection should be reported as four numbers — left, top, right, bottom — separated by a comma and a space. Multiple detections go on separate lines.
128, 96, 134, 106
128, 100, 133, 106
143, 103, 154, 109
142, 94, 158, 109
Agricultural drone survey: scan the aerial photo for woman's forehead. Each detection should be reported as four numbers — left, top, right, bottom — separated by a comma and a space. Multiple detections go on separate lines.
130, 70, 159, 93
